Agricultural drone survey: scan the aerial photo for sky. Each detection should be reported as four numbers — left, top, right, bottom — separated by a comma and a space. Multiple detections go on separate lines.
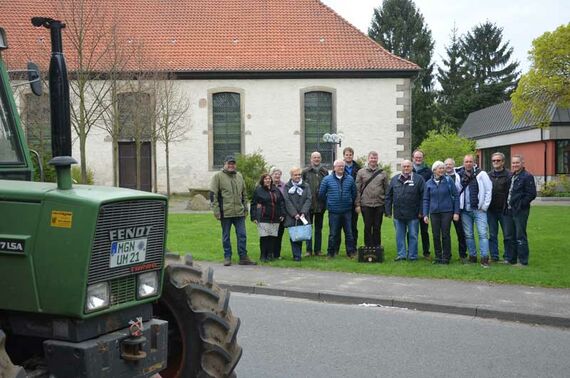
321, 0, 567, 75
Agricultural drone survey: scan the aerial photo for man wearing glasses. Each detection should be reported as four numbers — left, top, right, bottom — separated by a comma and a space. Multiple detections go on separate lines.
487, 152, 514, 263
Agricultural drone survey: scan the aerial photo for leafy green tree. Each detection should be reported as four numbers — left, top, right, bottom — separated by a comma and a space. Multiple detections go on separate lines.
511, 23, 570, 127
461, 22, 520, 112
368, 0, 436, 147
236, 152, 269, 201
418, 127, 476, 167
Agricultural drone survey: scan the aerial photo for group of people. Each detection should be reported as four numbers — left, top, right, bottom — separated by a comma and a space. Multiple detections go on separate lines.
209, 148, 537, 267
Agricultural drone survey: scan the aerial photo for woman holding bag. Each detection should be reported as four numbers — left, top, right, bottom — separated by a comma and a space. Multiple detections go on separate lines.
251, 174, 285, 262
284, 167, 312, 262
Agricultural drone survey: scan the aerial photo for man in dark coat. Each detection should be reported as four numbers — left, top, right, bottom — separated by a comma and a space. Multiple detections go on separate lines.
412, 150, 432, 259
507, 155, 537, 266
343, 147, 361, 246
302, 151, 329, 256
487, 152, 514, 262
385, 159, 425, 261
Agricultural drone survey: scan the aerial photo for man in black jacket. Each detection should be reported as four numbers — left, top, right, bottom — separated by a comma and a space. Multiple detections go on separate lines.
507, 155, 537, 266
487, 152, 514, 263
302, 151, 329, 256
343, 147, 361, 247
385, 159, 425, 261
412, 150, 432, 259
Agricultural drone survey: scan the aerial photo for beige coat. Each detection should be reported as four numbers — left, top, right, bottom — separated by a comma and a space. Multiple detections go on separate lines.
355, 166, 389, 208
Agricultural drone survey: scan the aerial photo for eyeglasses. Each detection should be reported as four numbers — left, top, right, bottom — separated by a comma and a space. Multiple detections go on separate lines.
492, 159, 502, 162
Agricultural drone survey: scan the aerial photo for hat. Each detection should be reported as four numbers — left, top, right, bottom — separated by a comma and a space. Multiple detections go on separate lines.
224, 155, 236, 163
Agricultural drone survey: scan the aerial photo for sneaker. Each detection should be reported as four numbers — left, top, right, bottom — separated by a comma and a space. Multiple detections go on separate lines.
304, 252, 313, 257
223, 257, 231, 266
468, 256, 477, 264
481, 257, 489, 268
514, 262, 527, 267
238, 256, 257, 265
394, 257, 406, 262
502, 260, 511, 265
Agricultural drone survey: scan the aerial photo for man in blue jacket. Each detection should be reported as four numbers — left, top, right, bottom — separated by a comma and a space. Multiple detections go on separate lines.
319, 159, 357, 258
507, 155, 537, 266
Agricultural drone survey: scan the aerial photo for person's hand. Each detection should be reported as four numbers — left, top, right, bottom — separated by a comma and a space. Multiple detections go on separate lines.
253, 220, 258, 224
294, 214, 301, 220
453, 214, 459, 221
423, 216, 429, 224
355, 206, 361, 214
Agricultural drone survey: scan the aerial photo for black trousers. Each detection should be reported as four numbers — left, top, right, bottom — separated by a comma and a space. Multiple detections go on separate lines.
430, 212, 453, 262
259, 236, 278, 260
275, 222, 285, 258
306, 211, 325, 253
419, 218, 430, 255
361, 206, 384, 247
453, 217, 467, 258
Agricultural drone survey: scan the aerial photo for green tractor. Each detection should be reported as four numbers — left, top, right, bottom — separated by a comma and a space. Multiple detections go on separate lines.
0, 18, 242, 377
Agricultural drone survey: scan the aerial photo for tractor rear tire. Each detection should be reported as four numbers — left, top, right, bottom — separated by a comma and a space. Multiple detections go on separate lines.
154, 255, 242, 378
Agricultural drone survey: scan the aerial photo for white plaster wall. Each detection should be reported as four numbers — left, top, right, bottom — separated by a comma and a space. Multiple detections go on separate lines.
76, 77, 405, 193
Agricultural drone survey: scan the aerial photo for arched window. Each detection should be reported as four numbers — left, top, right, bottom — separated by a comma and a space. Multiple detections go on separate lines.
304, 91, 333, 167
212, 92, 241, 168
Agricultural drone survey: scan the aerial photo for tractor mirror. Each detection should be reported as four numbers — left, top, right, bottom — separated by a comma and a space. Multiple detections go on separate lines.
27, 62, 42, 96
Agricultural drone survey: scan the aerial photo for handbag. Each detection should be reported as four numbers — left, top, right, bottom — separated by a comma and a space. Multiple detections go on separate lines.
288, 223, 312, 242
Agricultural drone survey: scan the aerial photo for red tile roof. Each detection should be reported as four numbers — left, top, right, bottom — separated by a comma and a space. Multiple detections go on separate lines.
0, 0, 418, 74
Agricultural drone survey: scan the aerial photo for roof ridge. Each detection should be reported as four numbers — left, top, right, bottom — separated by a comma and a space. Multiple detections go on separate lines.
315, 0, 419, 70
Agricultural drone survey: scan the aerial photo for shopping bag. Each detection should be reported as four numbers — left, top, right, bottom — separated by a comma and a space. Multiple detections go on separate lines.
288, 224, 312, 242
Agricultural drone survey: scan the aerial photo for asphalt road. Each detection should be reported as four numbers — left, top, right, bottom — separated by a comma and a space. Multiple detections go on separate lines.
231, 293, 570, 378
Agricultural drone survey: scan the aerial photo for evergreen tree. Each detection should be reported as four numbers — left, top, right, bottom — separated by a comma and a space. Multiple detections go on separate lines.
461, 21, 520, 111
369, 0, 436, 147
437, 26, 470, 131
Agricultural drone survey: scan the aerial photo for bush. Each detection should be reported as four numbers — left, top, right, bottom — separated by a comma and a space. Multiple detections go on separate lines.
540, 175, 570, 197
418, 127, 477, 167
72, 166, 95, 185
236, 152, 269, 201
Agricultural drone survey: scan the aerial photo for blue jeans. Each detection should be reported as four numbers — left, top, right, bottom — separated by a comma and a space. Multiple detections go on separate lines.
461, 209, 489, 258
327, 211, 354, 256
394, 218, 419, 260
487, 209, 514, 260
220, 216, 247, 259
511, 208, 530, 265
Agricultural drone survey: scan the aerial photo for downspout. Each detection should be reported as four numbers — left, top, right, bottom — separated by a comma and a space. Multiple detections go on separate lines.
541, 128, 547, 184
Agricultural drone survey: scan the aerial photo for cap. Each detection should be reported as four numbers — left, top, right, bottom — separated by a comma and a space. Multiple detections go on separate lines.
224, 155, 236, 163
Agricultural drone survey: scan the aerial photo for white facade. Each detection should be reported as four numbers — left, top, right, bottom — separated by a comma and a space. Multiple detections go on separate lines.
64, 77, 410, 193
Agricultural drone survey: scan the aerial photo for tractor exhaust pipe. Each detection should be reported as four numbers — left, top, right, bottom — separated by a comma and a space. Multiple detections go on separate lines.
32, 17, 77, 190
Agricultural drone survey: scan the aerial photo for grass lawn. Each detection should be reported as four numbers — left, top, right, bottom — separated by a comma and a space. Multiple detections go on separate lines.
167, 206, 570, 288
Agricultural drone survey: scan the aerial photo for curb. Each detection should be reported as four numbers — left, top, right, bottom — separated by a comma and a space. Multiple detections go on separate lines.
222, 283, 570, 329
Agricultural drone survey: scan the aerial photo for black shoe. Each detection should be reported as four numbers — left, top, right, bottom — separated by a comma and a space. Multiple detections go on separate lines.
423, 253, 431, 261
293, 257, 301, 262
468, 256, 477, 263
432, 259, 442, 264
239, 256, 257, 265
481, 257, 490, 268
394, 257, 406, 262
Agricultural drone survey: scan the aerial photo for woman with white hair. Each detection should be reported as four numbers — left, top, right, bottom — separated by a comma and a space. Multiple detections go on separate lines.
422, 160, 460, 264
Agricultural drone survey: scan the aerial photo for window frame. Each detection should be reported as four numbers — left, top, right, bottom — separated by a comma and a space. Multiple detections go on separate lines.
555, 139, 570, 174
300, 87, 336, 169
208, 88, 245, 170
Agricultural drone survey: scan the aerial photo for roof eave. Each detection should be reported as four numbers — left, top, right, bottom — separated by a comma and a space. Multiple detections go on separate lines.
172, 69, 419, 80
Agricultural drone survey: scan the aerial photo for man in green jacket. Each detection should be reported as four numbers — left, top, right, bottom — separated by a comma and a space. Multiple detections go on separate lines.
210, 156, 257, 266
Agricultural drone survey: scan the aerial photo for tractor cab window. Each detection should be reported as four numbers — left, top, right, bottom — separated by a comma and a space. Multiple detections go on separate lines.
0, 82, 24, 164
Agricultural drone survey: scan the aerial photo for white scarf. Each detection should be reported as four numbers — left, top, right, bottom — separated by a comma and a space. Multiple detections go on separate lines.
288, 179, 304, 195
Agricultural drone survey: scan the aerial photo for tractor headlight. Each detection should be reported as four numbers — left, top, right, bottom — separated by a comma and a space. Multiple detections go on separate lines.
85, 282, 110, 313
137, 271, 159, 299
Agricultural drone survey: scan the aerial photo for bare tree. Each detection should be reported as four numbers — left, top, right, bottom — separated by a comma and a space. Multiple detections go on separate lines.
55, 0, 117, 183
154, 78, 190, 196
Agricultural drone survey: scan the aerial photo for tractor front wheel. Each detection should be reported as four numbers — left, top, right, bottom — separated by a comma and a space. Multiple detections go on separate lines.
154, 255, 242, 378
